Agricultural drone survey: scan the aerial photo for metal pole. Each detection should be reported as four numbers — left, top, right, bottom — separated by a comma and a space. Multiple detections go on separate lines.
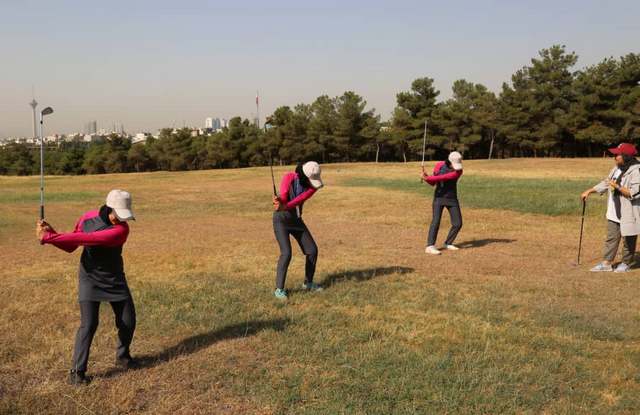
577, 199, 586, 265
488, 129, 495, 160
269, 151, 278, 198
256, 91, 260, 129
421, 120, 427, 168
420, 120, 427, 182
39, 113, 45, 220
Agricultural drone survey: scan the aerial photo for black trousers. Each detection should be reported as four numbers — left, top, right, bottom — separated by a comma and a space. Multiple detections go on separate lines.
72, 298, 136, 373
427, 199, 463, 246
273, 212, 318, 289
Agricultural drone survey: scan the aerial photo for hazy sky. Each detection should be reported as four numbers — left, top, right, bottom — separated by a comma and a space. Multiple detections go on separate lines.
1, 0, 638, 137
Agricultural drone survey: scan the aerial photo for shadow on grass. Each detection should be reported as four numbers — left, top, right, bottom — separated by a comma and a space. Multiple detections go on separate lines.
318, 266, 414, 288
99, 318, 289, 378
457, 238, 516, 249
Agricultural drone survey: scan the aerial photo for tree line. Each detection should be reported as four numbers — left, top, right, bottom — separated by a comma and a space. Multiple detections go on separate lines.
1, 45, 638, 175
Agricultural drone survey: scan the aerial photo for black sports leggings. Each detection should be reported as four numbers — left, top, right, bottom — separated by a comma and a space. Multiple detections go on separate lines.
273, 212, 318, 289
72, 298, 136, 373
427, 200, 463, 246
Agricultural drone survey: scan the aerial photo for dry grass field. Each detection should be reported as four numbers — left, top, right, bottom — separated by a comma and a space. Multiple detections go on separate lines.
1, 158, 639, 414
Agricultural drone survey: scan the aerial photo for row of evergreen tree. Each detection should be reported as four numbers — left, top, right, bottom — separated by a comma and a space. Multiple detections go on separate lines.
1, 45, 638, 175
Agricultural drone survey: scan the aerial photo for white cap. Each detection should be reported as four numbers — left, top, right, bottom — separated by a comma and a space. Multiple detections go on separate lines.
302, 161, 324, 189
448, 151, 463, 171
106, 189, 135, 221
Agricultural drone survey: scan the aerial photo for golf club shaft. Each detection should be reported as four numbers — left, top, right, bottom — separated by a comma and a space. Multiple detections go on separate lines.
421, 120, 427, 167
420, 120, 427, 182
39, 116, 45, 220
577, 199, 586, 264
269, 152, 278, 199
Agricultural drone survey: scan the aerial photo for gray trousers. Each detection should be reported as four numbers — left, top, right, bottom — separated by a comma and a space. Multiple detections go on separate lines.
603, 220, 637, 265
72, 298, 136, 373
427, 200, 462, 246
273, 212, 318, 289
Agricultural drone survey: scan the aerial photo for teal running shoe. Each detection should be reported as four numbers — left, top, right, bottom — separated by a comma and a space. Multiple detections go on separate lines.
301, 282, 323, 292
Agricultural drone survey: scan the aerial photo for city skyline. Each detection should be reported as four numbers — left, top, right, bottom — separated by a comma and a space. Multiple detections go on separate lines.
2, 0, 639, 138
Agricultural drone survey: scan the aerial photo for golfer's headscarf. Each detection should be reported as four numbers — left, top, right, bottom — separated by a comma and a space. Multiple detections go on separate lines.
295, 162, 312, 189
99, 205, 113, 224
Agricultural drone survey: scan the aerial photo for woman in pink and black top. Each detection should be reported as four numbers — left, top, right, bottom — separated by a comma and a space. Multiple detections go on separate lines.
422, 151, 464, 255
36, 190, 137, 385
272, 161, 324, 300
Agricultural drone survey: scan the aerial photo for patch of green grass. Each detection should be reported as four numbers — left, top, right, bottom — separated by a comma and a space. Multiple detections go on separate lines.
342, 176, 606, 216
533, 306, 630, 342
134, 273, 256, 333
128, 271, 627, 414
0, 191, 101, 204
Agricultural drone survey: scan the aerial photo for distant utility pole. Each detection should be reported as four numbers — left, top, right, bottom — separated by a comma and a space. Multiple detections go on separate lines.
488, 129, 495, 160
29, 89, 38, 139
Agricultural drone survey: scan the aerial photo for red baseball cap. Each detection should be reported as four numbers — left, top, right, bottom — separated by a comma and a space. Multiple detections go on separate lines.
609, 143, 638, 156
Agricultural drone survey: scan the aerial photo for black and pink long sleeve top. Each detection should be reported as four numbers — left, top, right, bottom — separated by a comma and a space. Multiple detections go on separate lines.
422, 161, 463, 204
41, 208, 131, 302
278, 172, 317, 218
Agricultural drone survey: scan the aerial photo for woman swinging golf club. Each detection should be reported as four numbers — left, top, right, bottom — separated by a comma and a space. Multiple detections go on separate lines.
36, 190, 138, 385
422, 151, 464, 255
272, 161, 324, 300
581, 143, 640, 273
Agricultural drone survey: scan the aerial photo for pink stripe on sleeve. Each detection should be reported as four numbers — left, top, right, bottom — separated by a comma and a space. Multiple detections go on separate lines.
285, 187, 316, 210
277, 172, 317, 210
41, 210, 129, 250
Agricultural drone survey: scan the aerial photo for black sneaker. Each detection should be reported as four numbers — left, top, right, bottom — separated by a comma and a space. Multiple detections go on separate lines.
68, 371, 91, 386
115, 356, 140, 370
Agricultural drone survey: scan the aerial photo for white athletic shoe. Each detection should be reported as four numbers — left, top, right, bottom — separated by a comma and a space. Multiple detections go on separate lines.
444, 244, 460, 251
425, 246, 441, 255
590, 262, 613, 272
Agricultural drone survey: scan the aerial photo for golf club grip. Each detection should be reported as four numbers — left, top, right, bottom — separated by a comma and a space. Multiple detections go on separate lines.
40, 205, 44, 220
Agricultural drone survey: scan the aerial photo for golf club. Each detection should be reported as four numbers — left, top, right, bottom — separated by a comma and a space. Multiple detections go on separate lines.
420, 119, 427, 182
576, 198, 586, 265
39, 106, 54, 220
269, 151, 279, 199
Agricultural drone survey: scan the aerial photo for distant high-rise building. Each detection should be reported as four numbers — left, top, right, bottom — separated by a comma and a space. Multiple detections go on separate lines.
206, 117, 228, 131
84, 120, 97, 134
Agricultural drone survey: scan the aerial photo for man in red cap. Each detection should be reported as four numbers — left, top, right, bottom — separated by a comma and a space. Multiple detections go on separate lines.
581, 143, 640, 272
